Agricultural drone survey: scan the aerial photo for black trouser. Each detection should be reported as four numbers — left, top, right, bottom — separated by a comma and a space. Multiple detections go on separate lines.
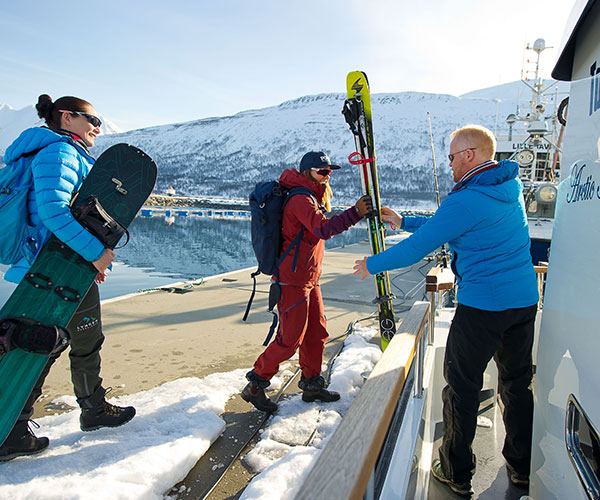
17, 283, 105, 422
439, 303, 537, 483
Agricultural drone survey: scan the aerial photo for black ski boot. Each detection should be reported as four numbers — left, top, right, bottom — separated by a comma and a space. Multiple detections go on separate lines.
78, 386, 136, 432
241, 370, 278, 413
299, 375, 340, 403
0, 419, 49, 461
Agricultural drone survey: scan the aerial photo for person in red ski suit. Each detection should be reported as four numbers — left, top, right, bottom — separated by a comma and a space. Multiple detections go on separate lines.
242, 151, 372, 412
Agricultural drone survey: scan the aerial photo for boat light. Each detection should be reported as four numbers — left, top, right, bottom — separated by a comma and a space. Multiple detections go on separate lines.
538, 185, 557, 202
516, 149, 535, 166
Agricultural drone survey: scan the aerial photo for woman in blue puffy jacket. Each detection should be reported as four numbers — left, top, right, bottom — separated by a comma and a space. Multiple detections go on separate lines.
0, 95, 135, 462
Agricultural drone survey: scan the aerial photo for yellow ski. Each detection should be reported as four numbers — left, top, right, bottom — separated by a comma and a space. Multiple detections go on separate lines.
343, 71, 396, 350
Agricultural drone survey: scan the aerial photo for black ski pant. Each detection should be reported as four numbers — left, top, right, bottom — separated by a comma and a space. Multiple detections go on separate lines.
439, 303, 537, 483
17, 283, 105, 424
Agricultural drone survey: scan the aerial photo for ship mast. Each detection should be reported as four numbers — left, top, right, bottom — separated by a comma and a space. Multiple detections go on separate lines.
509, 38, 562, 181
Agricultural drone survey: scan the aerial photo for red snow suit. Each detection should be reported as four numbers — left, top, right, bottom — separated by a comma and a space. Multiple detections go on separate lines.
253, 169, 362, 380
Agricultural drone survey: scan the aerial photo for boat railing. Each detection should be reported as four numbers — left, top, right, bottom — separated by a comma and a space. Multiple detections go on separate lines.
293, 266, 455, 500
425, 266, 455, 346
535, 262, 548, 309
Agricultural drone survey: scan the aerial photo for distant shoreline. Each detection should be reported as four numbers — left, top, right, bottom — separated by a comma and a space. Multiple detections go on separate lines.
144, 193, 437, 215
144, 193, 247, 209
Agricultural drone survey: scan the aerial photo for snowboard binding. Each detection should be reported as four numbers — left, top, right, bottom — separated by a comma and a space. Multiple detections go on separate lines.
72, 195, 129, 249
0, 318, 69, 358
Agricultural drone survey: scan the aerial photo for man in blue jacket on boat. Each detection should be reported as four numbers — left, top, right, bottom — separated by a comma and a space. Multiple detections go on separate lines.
354, 124, 539, 497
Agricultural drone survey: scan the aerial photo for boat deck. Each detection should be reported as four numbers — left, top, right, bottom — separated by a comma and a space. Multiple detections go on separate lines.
428, 401, 528, 500
412, 307, 531, 500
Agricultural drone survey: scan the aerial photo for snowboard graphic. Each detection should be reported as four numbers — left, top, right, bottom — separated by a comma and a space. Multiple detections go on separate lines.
0, 143, 157, 446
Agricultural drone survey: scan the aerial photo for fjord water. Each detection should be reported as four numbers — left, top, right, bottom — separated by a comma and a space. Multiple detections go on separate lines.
0, 216, 367, 305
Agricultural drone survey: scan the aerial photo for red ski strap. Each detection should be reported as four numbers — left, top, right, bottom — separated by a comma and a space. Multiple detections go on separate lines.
348, 152, 375, 165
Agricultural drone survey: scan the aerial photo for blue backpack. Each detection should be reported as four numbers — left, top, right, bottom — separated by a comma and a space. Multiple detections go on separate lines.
0, 150, 42, 265
242, 180, 315, 345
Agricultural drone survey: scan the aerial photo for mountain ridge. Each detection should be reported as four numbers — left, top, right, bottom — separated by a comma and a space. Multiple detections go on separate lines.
1, 80, 568, 206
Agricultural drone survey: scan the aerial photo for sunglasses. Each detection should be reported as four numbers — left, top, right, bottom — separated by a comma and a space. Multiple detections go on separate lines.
311, 168, 332, 176
448, 147, 476, 162
59, 110, 102, 128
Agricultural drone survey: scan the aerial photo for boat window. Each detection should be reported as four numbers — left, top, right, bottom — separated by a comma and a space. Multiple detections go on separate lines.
566, 394, 600, 500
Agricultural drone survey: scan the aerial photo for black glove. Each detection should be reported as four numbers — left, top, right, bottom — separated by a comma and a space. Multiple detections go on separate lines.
354, 195, 374, 217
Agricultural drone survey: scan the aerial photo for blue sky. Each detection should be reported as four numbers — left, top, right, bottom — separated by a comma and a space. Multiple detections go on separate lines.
1, 0, 575, 131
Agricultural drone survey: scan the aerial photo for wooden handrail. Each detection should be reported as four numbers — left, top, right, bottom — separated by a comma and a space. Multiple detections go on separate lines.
425, 266, 455, 292
294, 301, 431, 500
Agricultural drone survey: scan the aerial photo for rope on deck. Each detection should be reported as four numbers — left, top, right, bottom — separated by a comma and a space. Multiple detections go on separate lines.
135, 278, 205, 294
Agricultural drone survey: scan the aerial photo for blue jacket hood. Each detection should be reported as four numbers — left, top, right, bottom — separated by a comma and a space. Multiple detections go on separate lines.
450, 160, 522, 203
5, 127, 94, 164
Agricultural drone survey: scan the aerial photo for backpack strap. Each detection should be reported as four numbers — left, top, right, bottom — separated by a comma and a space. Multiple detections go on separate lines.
21, 148, 43, 159
285, 186, 316, 207
242, 269, 261, 322
262, 280, 282, 346
276, 226, 305, 272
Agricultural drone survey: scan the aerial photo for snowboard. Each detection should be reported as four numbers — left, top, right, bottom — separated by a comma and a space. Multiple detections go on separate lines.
343, 71, 397, 350
0, 143, 157, 446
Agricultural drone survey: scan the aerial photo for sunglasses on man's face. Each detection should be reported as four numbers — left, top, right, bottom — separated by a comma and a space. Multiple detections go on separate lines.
311, 168, 332, 176
59, 110, 102, 128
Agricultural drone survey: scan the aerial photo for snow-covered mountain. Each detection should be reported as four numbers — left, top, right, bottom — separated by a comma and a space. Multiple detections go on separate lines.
2, 80, 569, 206
461, 79, 570, 103
0, 103, 121, 163
93, 80, 548, 205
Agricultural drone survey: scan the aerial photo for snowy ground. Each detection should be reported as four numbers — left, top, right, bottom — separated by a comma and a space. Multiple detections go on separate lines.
0, 325, 380, 500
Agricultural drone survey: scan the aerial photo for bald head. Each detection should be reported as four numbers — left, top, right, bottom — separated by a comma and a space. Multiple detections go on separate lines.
450, 125, 497, 161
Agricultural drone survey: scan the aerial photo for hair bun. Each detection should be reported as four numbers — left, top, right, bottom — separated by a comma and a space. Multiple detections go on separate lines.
36, 94, 53, 120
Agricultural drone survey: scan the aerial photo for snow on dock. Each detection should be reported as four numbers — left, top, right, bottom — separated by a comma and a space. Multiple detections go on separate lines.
2, 241, 424, 500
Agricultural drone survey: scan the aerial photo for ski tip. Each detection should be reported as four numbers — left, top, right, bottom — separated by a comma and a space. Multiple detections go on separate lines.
346, 71, 371, 99
346, 70, 369, 81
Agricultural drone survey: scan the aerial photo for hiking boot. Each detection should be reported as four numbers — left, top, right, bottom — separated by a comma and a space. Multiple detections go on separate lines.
242, 370, 278, 412
78, 386, 136, 432
0, 419, 49, 462
431, 459, 473, 497
506, 463, 529, 488
299, 375, 340, 403
245, 370, 270, 390
241, 382, 278, 413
